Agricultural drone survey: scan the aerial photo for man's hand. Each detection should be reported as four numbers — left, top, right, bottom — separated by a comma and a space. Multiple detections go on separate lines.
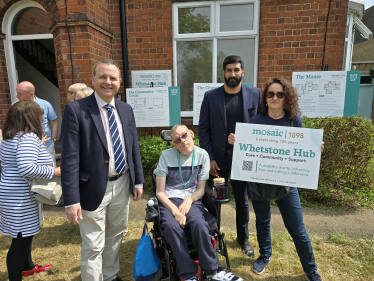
321, 141, 325, 152
178, 196, 192, 215
133, 188, 143, 201
228, 133, 236, 145
172, 209, 186, 228
65, 204, 83, 224
210, 159, 220, 177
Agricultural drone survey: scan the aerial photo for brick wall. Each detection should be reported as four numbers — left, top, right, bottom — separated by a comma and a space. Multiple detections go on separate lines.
125, 0, 173, 87
0, 35, 11, 125
53, 0, 115, 115
16, 7, 51, 35
258, 0, 348, 89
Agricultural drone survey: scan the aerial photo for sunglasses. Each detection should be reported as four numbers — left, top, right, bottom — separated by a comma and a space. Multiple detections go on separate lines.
266, 91, 285, 99
173, 131, 189, 144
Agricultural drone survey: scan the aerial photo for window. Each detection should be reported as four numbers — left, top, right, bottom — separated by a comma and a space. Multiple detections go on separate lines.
173, 0, 260, 115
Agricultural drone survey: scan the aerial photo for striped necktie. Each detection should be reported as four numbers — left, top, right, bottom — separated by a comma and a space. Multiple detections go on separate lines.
104, 104, 126, 174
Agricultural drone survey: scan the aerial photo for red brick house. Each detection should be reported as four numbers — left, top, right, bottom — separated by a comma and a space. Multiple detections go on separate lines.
0, 0, 349, 132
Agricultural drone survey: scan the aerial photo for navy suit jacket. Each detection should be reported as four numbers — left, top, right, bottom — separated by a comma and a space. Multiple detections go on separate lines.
198, 84, 261, 167
60, 94, 145, 211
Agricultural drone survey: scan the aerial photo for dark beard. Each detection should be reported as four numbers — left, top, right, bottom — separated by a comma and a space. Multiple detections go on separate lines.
224, 75, 242, 88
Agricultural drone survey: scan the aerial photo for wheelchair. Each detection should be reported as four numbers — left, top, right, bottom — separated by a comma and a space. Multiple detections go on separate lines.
145, 130, 232, 281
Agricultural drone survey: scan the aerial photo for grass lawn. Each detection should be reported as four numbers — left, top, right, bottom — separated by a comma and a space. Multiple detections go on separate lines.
0, 217, 373, 281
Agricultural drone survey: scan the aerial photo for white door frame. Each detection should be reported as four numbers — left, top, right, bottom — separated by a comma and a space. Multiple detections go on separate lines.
2, 0, 53, 103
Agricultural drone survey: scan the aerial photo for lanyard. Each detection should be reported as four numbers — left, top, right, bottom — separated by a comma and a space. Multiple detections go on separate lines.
177, 149, 196, 195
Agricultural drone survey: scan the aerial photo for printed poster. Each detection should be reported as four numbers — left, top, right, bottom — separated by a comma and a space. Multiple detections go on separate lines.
131, 70, 172, 88
292, 71, 361, 118
126, 87, 181, 127
231, 123, 323, 190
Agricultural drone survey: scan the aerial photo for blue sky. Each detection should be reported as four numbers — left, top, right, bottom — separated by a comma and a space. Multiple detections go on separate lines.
366, 0, 374, 9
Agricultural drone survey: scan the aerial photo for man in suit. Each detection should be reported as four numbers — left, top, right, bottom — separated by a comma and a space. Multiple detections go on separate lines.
198, 55, 260, 257
61, 59, 144, 281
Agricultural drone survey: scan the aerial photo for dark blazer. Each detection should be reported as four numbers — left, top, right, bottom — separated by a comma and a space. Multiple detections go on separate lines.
198, 84, 261, 167
60, 94, 144, 211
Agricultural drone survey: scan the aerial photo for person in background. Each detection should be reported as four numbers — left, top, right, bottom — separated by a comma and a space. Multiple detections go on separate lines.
198, 55, 260, 257
15, 81, 58, 166
67, 83, 88, 102
228, 77, 323, 281
0, 101, 61, 280
74, 87, 94, 101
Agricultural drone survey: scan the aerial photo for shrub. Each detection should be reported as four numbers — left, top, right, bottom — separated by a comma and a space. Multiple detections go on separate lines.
301, 116, 374, 207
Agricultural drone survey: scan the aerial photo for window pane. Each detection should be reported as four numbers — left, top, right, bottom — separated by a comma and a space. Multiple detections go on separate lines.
12, 7, 50, 35
220, 4, 254, 32
177, 41, 213, 111
217, 39, 255, 85
178, 7, 210, 34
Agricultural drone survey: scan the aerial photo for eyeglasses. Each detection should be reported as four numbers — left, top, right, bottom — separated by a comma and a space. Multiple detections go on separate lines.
266, 91, 285, 99
173, 131, 189, 144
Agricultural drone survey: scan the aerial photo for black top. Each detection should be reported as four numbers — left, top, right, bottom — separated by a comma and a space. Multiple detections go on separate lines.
225, 90, 243, 149
249, 113, 303, 128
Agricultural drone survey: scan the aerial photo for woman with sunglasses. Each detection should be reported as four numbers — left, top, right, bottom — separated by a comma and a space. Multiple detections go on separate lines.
228, 77, 322, 281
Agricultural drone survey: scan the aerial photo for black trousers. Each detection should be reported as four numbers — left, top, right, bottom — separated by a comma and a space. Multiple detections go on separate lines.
208, 154, 249, 242
7, 232, 35, 281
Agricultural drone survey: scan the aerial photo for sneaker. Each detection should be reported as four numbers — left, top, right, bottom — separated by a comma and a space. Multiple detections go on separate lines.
252, 255, 270, 275
305, 271, 322, 281
210, 270, 243, 281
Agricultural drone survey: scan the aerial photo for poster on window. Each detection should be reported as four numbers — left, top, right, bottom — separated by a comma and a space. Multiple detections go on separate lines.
193, 83, 223, 125
131, 70, 172, 88
192, 83, 253, 125
292, 71, 361, 118
230, 123, 323, 190
126, 87, 181, 127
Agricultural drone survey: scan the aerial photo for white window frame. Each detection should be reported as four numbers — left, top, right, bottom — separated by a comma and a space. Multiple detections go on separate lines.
2, 0, 53, 103
173, 0, 260, 117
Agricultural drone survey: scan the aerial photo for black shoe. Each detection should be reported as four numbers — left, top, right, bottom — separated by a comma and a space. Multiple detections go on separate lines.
111, 278, 123, 281
237, 239, 255, 257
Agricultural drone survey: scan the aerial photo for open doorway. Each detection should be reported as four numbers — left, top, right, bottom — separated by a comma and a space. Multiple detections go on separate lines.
3, 2, 62, 140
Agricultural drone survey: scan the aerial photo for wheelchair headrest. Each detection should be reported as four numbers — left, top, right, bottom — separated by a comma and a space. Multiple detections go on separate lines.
160, 130, 172, 142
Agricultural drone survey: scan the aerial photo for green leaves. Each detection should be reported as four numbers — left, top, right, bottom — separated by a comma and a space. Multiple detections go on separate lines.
300, 116, 374, 207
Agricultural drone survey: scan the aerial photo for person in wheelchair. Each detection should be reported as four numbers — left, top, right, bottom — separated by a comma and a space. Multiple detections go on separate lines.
153, 124, 243, 281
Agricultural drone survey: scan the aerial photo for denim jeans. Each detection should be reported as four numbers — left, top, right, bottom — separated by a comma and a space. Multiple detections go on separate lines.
251, 187, 317, 274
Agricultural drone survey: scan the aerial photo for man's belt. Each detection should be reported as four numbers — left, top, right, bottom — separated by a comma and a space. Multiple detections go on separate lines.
225, 149, 233, 155
108, 174, 122, 181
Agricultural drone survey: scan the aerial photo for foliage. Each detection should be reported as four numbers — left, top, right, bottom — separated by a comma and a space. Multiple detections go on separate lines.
300, 116, 374, 207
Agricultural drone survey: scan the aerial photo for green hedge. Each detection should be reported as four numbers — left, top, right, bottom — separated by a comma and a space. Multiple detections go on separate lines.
301, 116, 374, 207
138, 117, 374, 207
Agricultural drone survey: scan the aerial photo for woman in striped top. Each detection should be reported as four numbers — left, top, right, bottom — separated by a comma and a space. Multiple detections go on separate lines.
0, 101, 61, 280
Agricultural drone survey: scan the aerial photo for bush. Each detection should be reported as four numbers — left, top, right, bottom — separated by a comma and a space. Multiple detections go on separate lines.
301, 116, 374, 207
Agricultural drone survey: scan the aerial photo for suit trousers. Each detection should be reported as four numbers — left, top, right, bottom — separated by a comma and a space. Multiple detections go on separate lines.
208, 154, 249, 242
79, 170, 130, 281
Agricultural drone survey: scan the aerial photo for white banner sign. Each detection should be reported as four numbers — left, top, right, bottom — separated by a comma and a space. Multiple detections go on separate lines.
126, 87, 170, 127
193, 83, 223, 125
231, 123, 323, 190
131, 70, 172, 88
292, 71, 347, 117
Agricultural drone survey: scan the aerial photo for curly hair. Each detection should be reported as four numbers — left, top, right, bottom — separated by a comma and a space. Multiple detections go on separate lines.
258, 77, 301, 120
2, 100, 44, 140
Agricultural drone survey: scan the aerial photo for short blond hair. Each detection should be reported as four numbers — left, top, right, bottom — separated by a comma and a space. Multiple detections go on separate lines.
68, 83, 87, 92
75, 87, 94, 100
